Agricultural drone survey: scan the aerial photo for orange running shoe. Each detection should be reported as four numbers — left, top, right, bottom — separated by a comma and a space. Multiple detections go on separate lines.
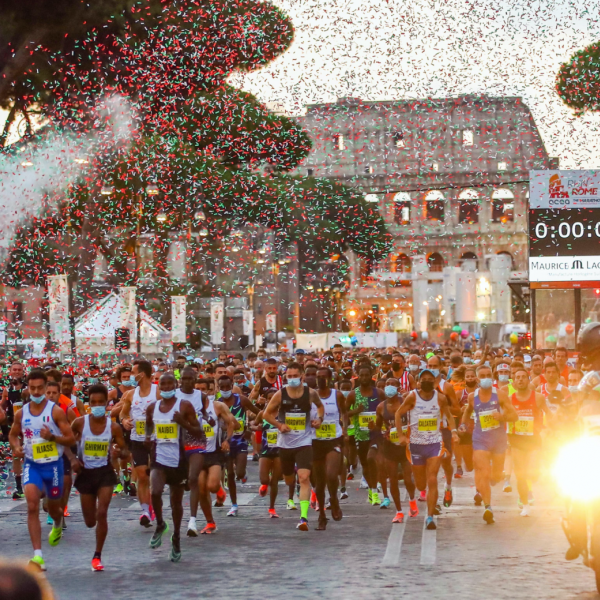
259, 484, 268, 497
392, 512, 404, 524
64, 506, 70, 517
310, 489, 318, 510
201, 522, 217, 534
91, 557, 104, 572
214, 487, 227, 507
268, 508, 280, 518
409, 499, 419, 518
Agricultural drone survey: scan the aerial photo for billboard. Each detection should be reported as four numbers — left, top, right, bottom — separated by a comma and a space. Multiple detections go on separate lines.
529, 170, 600, 283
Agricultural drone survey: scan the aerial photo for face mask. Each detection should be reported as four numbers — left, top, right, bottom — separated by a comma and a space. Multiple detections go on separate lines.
88, 377, 99, 385
568, 385, 579, 394
498, 374, 509, 382
409, 364, 419, 372
479, 378, 493, 389
420, 381, 434, 393
160, 390, 176, 399
384, 385, 398, 398
220, 390, 232, 399
287, 377, 302, 388
340, 390, 351, 398
208, 394, 215, 402
153, 366, 159, 372
251, 368, 256, 373
91, 406, 106, 418
129, 376, 137, 386
484, 361, 490, 367
463, 358, 472, 364
392, 362, 402, 370
429, 369, 440, 378
30, 394, 45, 404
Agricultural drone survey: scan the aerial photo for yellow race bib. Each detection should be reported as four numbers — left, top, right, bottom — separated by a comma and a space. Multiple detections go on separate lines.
316, 422, 337, 440
479, 410, 500, 432
155, 422, 179, 442
358, 412, 377, 431
285, 413, 306, 431
389, 427, 400, 445
32, 440, 59, 464
508, 417, 534, 436
234, 418, 245, 435
266, 430, 278, 447
84, 440, 109, 458
203, 423, 214, 438
418, 415, 438, 432
135, 420, 146, 436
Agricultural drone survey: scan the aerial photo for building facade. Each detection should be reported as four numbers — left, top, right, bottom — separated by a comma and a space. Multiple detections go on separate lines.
294, 94, 556, 333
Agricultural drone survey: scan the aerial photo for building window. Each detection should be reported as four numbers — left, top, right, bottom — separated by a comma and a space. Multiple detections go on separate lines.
460, 251, 478, 270
492, 189, 515, 223
498, 161, 507, 171
392, 192, 411, 225
423, 190, 445, 222
307, 168, 313, 176
365, 165, 374, 174
432, 162, 439, 172
393, 131, 405, 148
335, 134, 345, 150
458, 189, 479, 225
462, 129, 474, 146
427, 252, 444, 272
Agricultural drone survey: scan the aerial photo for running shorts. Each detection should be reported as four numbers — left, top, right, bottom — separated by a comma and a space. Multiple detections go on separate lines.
279, 445, 313, 476
23, 459, 64, 499
508, 434, 542, 453
130, 440, 151, 468
200, 451, 225, 470
407, 442, 443, 466
150, 462, 188, 487
473, 429, 508, 454
382, 440, 410, 466
312, 437, 342, 462
74, 465, 117, 495
228, 437, 248, 458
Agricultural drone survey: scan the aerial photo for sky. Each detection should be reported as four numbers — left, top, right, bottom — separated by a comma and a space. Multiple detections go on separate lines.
230, 0, 600, 169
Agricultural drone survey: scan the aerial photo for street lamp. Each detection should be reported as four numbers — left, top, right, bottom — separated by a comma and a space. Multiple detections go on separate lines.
100, 186, 113, 195
194, 210, 206, 221
156, 212, 168, 222
146, 184, 160, 196
199, 228, 208, 237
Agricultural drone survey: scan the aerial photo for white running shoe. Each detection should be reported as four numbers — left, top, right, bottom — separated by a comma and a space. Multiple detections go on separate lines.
187, 516, 198, 537
520, 505, 531, 517
359, 477, 369, 489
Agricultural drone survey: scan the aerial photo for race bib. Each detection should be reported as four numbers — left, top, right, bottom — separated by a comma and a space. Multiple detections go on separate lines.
418, 414, 438, 432
510, 416, 534, 436
285, 413, 306, 431
234, 418, 245, 435
266, 430, 278, 447
358, 412, 376, 431
389, 427, 400, 445
32, 439, 59, 464
316, 422, 336, 440
203, 423, 214, 438
84, 440, 109, 458
347, 424, 355, 436
155, 422, 179, 443
135, 420, 146, 436
479, 410, 500, 432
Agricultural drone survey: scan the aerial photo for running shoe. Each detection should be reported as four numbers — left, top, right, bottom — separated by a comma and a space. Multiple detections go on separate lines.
201, 523, 217, 534
259, 484, 268, 497
140, 513, 151, 528
380, 497, 391, 509
359, 477, 369, 489
371, 492, 381, 506
483, 508, 495, 524
214, 487, 227, 507
347, 467, 355, 481
340, 488, 349, 500
325, 499, 331, 510
454, 467, 463, 479
46, 514, 53, 525
91, 557, 104, 572
12, 489, 24, 500
520, 505, 531, 517
170, 535, 182, 563
150, 521, 169, 548
187, 517, 198, 537
433, 504, 442, 516
425, 516, 437, 530
474, 491, 483, 506
149, 504, 156, 522
287, 499, 297, 510
268, 508, 280, 518
367, 489, 373, 503
227, 505, 239, 517
113, 483, 123, 494
48, 526, 63, 547
29, 556, 46, 572
418, 490, 427, 502
443, 489, 453, 508
392, 512, 404, 524
503, 480, 512, 493
296, 517, 309, 531
241, 476, 248, 484
409, 499, 419, 518
128, 482, 137, 497
252, 454, 259, 462
63, 506, 70, 517
310, 489, 318, 510
528, 491, 535, 506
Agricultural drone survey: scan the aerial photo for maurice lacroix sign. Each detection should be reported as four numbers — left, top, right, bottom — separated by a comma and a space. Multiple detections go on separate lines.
529, 170, 600, 283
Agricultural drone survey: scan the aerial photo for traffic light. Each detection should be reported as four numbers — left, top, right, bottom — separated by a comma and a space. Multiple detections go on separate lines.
115, 328, 130, 351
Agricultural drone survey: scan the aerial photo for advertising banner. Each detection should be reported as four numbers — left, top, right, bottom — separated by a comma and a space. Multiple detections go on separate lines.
210, 299, 224, 346
47, 274, 70, 348
171, 296, 186, 343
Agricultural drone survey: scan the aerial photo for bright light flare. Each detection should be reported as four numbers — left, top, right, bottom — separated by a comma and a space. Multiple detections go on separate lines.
554, 436, 600, 501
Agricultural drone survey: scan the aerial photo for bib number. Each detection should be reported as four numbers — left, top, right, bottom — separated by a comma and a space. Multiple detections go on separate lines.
316, 422, 336, 440
509, 416, 534, 436
418, 414, 438, 432
285, 413, 306, 431
389, 427, 400, 445
135, 420, 146, 436
234, 418, 245, 436
32, 439, 59, 464
155, 422, 179, 443
203, 423, 214, 438
84, 440, 109, 458
266, 430, 278, 447
358, 412, 376, 431
479, 410, 500, 432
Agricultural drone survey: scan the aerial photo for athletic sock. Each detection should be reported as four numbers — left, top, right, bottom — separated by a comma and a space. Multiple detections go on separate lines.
300, 500, 309, 519
141, 503, 149, 515
34, 549, 43, 559
15, 475, 22, 491
93, 551, 101, 560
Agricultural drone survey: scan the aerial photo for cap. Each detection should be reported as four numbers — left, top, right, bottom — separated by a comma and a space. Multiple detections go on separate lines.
295, 349, 306, 355
419, 368, 436, 378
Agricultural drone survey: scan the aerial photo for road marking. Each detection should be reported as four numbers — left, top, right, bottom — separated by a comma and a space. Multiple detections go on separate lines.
382, 523, 406, 566
420, 517, 437, 565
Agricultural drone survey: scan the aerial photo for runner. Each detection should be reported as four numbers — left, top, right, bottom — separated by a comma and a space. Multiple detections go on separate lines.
461, 364, 517, 524
311, 366, 346, 530
537, 361, 571, 414
119, 360, 160, 527
390, 353, 416, 393
8, 369, 76, 571
146, 373, 203, 562
507, 366, 552, 516
375, 378, 418, 523
263, 362, 325, 531
395, 369, 459, 530
70, 384, 129, 571
338, 378, 355, 499
455, 366, 477, 476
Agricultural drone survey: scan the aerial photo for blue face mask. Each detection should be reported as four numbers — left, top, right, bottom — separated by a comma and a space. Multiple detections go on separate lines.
91, 406, 106, 418
463, 357, 472, 364
340, 390, 351, 398
220, 390, 232, 399
480, 378, 493, 389
30, 394, 45, 404
129, 376, 137, 386
160, 390, 176, 399
498, 374, 509, 382
429, 369, 440, 378
287, 378, 302, 388
384, 385, 398, 398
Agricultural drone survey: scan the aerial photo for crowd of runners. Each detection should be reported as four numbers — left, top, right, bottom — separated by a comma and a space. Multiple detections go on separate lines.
0, 343, 586, 572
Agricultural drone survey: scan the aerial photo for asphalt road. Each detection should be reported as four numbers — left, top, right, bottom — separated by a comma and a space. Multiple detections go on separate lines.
1, 461, 597, 600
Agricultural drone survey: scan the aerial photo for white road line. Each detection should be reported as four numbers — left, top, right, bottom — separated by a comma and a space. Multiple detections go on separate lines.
382, 523, 406, 567
420, 517, 437, 565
